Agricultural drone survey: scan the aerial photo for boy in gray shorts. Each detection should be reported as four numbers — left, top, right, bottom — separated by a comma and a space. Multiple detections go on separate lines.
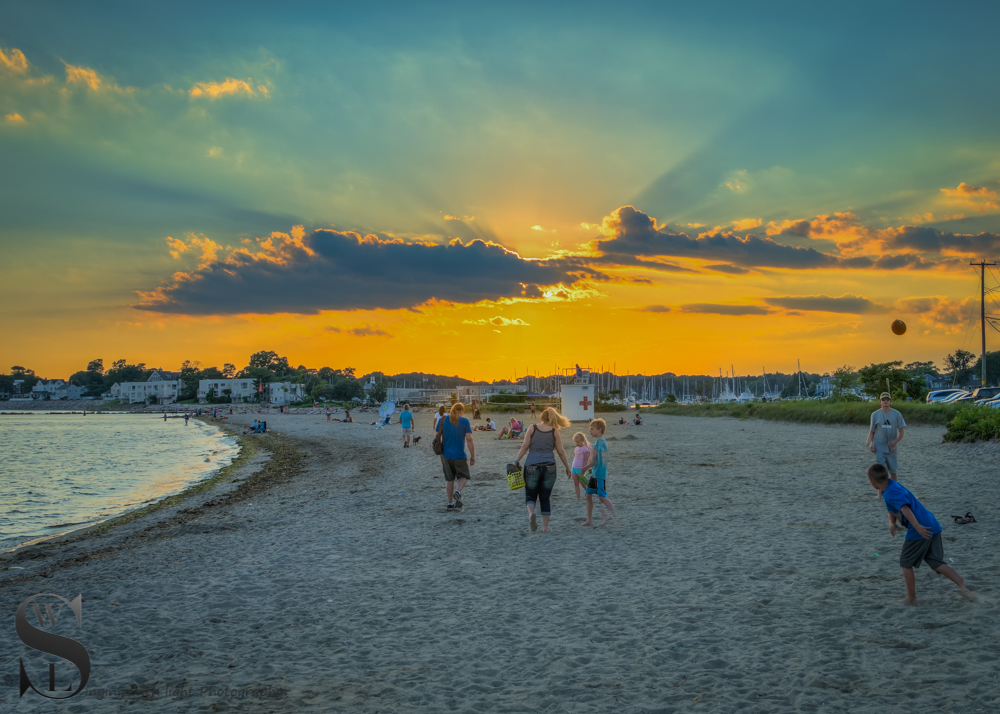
867, 463, 967, 605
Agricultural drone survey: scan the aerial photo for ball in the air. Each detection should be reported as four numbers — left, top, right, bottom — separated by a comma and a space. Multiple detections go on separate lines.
891, 319, 906, 336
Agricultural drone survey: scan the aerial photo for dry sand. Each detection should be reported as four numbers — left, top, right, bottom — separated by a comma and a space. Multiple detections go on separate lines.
1, 411, 998, 712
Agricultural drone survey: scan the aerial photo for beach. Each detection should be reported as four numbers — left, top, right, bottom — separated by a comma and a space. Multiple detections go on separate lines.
1, 412, 998, 712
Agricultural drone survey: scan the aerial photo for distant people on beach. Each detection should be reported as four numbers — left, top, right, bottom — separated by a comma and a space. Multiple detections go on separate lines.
633, 413, 643, 426
530, 403, 536, 421
184, 413, 190, 425
326, 406, 332, 422
583, 418, 615, 527
436, 403, 475, 509
513, 407, 571, 533
433, 405, 446, 432
400, 403, 414, 448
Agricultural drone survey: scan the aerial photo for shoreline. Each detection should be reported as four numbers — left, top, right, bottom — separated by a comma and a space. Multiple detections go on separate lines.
0, 421, 301, 574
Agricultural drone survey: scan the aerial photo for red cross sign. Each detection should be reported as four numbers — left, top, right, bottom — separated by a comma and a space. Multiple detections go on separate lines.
579, 395, 591, 411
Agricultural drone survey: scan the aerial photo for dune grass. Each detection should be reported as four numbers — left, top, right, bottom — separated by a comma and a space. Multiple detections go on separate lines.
648, 400, 966, 427
943, 405, 1000, 442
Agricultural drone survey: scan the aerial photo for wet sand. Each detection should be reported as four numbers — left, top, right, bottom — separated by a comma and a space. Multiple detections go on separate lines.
1, 412, 998, 712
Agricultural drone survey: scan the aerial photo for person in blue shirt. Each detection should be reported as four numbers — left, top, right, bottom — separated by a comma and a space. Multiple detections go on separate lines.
436, 403, 476, 509
399, 403, 414, 448
867, 463, 966, 605
583, 418, 615, 527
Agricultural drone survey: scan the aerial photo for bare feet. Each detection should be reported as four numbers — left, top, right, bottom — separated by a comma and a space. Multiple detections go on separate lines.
542, 525, 550, 533
598, 507, 615, 527
529, 513, 537, 532
581, 520, 594, 527
896, 598, 917, 606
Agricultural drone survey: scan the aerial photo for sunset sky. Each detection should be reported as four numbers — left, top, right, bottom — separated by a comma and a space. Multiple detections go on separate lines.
3, 2, 1000, 381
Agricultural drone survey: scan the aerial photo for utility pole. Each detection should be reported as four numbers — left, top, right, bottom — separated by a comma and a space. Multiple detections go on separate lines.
971, 260, 996, 386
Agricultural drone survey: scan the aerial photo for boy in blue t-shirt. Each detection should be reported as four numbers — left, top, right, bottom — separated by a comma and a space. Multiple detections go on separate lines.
399, 403, 414, 448
583, 418, 615, 527
867, 463, 966, 605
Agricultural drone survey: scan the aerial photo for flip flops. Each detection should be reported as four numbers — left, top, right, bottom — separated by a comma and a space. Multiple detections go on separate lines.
951, 512, 977, 525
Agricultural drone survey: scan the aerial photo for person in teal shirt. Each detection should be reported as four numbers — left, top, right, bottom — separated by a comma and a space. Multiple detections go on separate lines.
399, 403, 414, 448
583, 418, 615, 527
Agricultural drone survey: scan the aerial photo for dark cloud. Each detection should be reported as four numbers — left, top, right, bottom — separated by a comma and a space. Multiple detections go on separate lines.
763, 294, 885, 314
136, 229, 580, 315
593, 206, 840, 270
680, 303, 772, 316
347, 324, 392, 337
324, 326, 342, 332
705, 263, 752, 275
635, 305, 671, 313
882, 225, 1000, 255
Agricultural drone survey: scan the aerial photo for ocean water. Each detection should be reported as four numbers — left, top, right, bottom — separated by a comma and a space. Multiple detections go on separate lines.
0, 412, 240, 551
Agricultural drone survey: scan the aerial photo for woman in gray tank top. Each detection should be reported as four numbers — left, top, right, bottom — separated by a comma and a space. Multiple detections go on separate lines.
514, 407, 572, 532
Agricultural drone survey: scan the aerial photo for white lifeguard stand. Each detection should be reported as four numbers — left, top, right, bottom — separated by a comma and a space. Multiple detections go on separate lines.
560, 364, 595, 422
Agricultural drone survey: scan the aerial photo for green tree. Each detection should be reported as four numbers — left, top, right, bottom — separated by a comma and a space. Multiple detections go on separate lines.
944, 349, 976, 384
105, 359, 149, 387
970, 350, 1000, 387
332, 379, 363, 401
664, 393, 677, 403
831, 365, 858, 397
222, 363, 236, 378
86, 359, 104, 376
904, 360, 938, 377
368, 380, 388, 404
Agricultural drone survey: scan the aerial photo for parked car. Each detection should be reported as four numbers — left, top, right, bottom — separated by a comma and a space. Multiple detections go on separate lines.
957, 386, 1000, 404
926, 388, 966, 403
940, 391, 971, 403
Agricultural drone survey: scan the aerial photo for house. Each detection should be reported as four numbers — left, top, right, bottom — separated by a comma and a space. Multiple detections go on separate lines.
198, 378, 258, 403
197, 379, 304, 405
31, 379, 66, 399
118, 371, 182, 404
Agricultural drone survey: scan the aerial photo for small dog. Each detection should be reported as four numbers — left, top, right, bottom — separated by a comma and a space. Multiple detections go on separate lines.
413, 436, 421, 445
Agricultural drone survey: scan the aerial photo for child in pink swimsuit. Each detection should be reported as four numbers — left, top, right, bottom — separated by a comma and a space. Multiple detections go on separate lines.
570, 432, 591, 501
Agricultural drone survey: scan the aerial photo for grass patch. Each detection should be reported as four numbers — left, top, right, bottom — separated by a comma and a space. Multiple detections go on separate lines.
649, 400, 967, 427
943, 406, 1000, 442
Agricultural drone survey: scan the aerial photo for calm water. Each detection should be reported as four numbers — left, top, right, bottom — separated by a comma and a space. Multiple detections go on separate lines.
0, 412, 240, 550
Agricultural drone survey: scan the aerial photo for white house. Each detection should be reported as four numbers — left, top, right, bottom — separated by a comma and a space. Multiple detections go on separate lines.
267, 382, 304, 405
31, 379, 66, 399
198, 378, 258, 403
197, 379, 303, 405
118, 370, 182, 405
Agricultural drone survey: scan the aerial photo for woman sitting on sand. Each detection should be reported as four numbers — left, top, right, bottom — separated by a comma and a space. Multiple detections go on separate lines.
496, 417, 522, 440
633, 413, 643, 426
513, 407, 572, 533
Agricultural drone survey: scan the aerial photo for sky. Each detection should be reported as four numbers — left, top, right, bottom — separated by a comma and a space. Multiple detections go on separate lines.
3, 1, 1000, 381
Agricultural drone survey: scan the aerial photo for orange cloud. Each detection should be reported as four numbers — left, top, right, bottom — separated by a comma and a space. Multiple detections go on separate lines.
4, 112, 25, 123
189, 78, 266, 99
940, 182, 999, 212
732, 218, 762, 231
894, 295, 978, 333
64, 64, 103, 91
0, 47, 28, 73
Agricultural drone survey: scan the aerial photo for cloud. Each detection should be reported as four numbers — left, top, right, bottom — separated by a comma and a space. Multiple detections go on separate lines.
732, 218, 762, 231
64, 64, 103, 91
5, 112, 25, 123
324, 326, 342, 333
722, 169, 749, 192
894, 296, 978, 333
189, 78, 267, 100
207, 146, 223, 158
763, 294, 886, 314
940, 182, 999, 212
0, 47, 28, 73
464, 316, 530, 326
680, 303, 771, 316
136, 227, 580, 315
705, 263, 751, 275
880, 225, 1000, 256
531, 225, 556, 233
591, 206, 842, 270
347, 323, 391, 337
634, 305, 671, 313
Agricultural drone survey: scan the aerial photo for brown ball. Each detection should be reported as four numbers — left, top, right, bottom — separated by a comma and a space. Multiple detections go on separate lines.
891, 319, 907, 336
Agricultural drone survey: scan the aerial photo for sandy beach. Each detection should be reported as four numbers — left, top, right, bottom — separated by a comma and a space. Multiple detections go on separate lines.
2, 411, 998, 712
